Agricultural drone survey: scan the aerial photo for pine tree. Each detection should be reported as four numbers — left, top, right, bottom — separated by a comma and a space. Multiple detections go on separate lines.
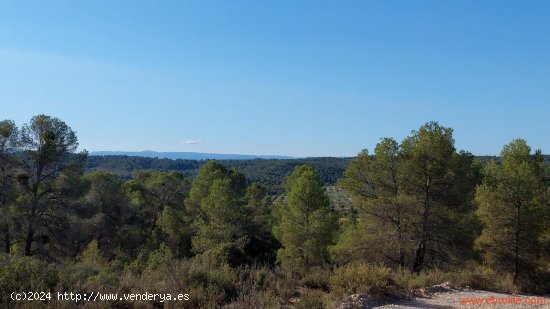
0, 120, 18, 254
273, 165, 337, 272
17, 115, 87, 257
401, 122, 479, 273
191, 166, 249, 264
243, 183, 279, 263
476, 139, 548, 284
184, 160, 228, 217
83, 171, 128, 256
335, 125, 480, 272
335, 138, 410, 267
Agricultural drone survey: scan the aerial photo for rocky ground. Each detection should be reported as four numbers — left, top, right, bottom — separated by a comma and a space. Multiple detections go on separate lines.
337, 283, 550, 308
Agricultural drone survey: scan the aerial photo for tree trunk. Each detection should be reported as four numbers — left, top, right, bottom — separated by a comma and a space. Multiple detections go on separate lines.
25, 188, 39, 256
0, 167, 9, 253
412, 239, 426, 274
514, 201, 521, 283
24, 224, 34, 256
396, 203, 405, 268
3, 226, 9, 254
397, 222, 405, 268
38, 235, 45, 256
412, 178, 430, 274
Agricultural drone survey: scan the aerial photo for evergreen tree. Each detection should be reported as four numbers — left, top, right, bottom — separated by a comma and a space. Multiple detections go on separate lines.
335, 138, 411, 267
335, 126, 480, 272
243, 183, 279, 263
476, 139, 548, 284
82, 171, 129, 257
273, 165, 337, 272
184, 160, 228, 217
16, 115, 87, 257
0, 120, 18, 253
191, 168, 248, 264
401, 122, 479, 273
124, 170, 190, 255
156, 204, 191, 258
134, 171, 189, 233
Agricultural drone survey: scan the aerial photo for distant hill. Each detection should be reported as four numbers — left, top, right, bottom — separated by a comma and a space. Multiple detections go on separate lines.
86, 154, 549, 194
90, 151, 550, 164
86, 155, 351, 194
90, 150, 294, 160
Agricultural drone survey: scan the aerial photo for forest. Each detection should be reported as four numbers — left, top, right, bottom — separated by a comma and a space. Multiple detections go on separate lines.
86, 155, 550, 196
86, 156, 351, 195
1, 115, 549, 308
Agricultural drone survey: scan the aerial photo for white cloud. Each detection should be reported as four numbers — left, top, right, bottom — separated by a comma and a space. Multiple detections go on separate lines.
181, 139, 203, 145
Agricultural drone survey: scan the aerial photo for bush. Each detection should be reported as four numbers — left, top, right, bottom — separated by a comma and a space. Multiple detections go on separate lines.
442, 265, 519, 293
225, 265, 296, 308
119, 250, 239, 308
393, 265, 521, 295
394, 268, 448, 290
173, 255, 238, 308
0, 254, 59, 305
329, 263, 404, 298
54, 241, 121, 308
58, 240, 118, 291
300, 267, 330, 290
446, 265, 497, 290
296, 291, 326, 309
144, 243, 173, 273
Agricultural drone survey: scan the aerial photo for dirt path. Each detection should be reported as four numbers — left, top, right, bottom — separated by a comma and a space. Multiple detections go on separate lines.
377, 290, 550, 308
338, 283, 550, 308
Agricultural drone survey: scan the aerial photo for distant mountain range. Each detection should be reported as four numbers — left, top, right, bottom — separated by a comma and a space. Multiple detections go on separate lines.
89, 150, 295, 160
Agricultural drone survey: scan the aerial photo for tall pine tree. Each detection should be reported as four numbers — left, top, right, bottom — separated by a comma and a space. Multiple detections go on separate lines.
273, 165, 337, 272
476, 139, 548, 285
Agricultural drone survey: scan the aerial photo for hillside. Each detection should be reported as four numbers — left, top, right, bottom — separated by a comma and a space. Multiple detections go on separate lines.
86, 155, 351, 194
86, 154, 549, 193
90, 150, 294, 160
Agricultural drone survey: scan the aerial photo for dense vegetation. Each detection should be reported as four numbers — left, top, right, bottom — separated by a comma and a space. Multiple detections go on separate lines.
1, 115, 549, 308
87, 154, 550, 195
87, 156, 350, 194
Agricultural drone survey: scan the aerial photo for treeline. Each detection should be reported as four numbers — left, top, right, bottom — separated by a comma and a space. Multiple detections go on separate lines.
87, 156, 350, 194
1, 115, 549, 308
87, 155, 549, 196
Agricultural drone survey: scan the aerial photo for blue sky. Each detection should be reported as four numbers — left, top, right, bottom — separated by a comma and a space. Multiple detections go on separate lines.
1, 1, 549, 157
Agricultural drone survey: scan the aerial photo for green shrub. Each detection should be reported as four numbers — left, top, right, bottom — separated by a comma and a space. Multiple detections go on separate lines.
495, 274, 519, 294
296, 291, 326, 309
0, 254, 59, 304
225, 265, 296, 308
394, 268, 448, 290
300, 267, 330, 290
58, 241, 117, 292
329, 263, 404, 298
393, 265, 521, 295
445, 266, 496, 290
119, 251, 239, 308
144, 243, 173, 273
173, 256, 238, 308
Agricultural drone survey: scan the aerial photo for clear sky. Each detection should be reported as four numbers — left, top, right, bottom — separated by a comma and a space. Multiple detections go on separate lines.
1, 1, 549, 157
